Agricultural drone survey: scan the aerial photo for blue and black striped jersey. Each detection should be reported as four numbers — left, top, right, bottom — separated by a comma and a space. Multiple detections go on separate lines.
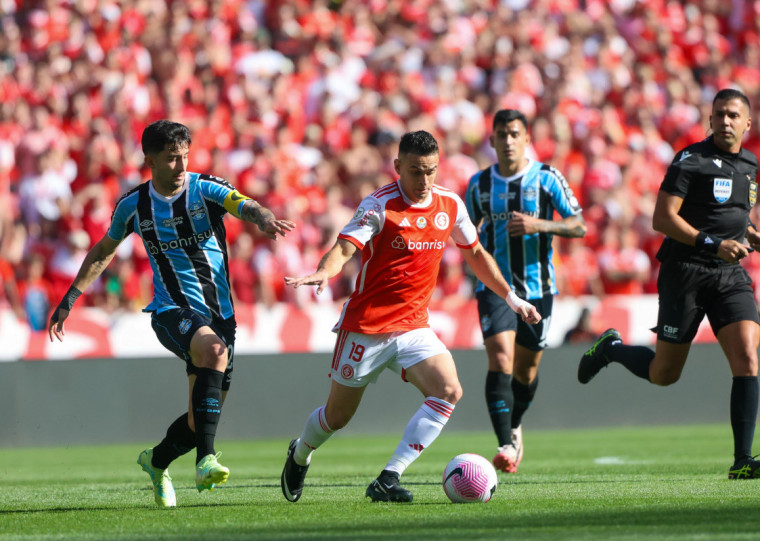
465, 160, 582, 300
108, 172, 248, 320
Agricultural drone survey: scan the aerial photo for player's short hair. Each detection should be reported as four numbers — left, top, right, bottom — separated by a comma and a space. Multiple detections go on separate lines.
398, 130, 438, 156
713, 88, 751, 112
142, 120, 192, 155
493, 109, 528, 131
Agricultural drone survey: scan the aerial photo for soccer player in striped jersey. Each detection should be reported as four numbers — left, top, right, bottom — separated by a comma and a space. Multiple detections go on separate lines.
464, 109, 586, 473
280, 130, 541, 504
48, 120, 294, 507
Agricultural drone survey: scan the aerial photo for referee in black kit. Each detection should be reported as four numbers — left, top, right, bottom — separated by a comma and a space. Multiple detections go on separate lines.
577, 88, 760, 479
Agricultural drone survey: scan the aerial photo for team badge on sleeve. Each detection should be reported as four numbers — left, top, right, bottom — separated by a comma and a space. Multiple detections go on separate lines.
713, 178, 732, 203
750, 180, 757, 206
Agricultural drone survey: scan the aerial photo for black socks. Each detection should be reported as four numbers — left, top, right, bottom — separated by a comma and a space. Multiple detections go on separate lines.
486, 371, 513, 447
192, 368, 224, 463
731, 376, 759, 462
608, 343, 654, 381
511, 375, 538, 429
151, 412, 196, 470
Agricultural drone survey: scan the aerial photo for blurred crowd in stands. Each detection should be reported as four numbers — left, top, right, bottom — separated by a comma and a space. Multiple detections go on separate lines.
4, 0, 760, 331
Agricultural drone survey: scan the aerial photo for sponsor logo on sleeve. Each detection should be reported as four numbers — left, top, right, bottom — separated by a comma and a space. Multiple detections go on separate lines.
358, 209, 375, 227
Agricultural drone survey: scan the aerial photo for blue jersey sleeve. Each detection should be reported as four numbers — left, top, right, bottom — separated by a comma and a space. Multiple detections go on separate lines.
107, 191, 137, 241
542, 166, 582, 218
198, 174, 251, 218
465, 172, 483, 225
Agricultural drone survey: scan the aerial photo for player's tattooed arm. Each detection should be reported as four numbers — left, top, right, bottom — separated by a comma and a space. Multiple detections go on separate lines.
240, 200, 295, 240
507, 212, 586, 238
240, 199, 274, 226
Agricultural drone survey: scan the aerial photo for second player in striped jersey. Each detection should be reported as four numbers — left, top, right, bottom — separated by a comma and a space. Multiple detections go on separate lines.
464, 109, 586, 473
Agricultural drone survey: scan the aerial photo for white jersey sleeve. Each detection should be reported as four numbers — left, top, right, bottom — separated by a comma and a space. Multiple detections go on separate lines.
449, 193, 478, 247
338, 196, 384, 248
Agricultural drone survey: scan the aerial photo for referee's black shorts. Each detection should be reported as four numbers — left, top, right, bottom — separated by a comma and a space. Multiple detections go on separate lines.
656, 259, 760, 344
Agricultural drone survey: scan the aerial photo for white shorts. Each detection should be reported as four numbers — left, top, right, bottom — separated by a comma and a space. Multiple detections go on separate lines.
330, 328, 449, 388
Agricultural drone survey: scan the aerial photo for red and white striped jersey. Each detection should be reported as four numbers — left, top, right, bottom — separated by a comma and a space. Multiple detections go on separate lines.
335, 180, 478, 334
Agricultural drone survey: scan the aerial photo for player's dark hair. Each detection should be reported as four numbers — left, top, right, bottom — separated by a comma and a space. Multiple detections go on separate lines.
493, 109, 528, 130
398, 130, 438, 156
141, 120, 192, 155
713, 89, 751, 112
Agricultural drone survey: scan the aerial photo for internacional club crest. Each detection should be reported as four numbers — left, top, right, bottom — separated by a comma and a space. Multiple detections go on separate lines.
434, 212, 450, 230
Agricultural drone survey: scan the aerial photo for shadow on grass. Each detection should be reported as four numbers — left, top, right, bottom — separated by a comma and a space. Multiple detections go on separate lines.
0, 502, 251, 515
262, 501, 760, 539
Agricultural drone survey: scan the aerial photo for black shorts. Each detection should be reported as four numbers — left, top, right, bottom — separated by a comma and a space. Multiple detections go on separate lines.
475, 289, 553, 351
656, 259, 760, 344
151, 308, 236, 390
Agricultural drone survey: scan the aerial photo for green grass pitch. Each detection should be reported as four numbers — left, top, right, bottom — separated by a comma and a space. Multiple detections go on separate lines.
1, 424, 758, 540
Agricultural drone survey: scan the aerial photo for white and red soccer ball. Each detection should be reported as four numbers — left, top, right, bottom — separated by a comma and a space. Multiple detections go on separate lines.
442, 453, 498, 503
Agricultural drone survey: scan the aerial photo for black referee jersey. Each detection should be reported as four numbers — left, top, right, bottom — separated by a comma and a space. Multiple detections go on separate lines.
657, 136, 759, 266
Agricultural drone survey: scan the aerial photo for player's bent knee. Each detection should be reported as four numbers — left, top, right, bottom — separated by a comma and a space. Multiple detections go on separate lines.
192, 344, 228, 371
437, 382, 463, 405
194, 356, 227, 371
650, 371, 680, 386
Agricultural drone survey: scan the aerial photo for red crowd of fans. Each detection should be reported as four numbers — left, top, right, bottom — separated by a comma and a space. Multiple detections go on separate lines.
4, 0, 760, 331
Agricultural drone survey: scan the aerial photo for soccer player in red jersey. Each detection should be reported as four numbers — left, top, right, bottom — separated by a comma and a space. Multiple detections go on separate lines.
280, 130, 541, 503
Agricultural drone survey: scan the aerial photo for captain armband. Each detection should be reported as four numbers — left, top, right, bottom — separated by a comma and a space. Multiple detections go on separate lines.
506, 291, 531, 313
223, 190, 252, 217
695, 231, 721, 254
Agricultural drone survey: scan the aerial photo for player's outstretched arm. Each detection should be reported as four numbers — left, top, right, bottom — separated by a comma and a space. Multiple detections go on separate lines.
48, 234, 122, 342
239, 200, 296, 240
460, 242, 541, 325
284, 238, 358, 295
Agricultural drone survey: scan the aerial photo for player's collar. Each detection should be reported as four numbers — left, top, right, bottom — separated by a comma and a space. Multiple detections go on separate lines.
149, 173, 189, 203
396, 179, 433, 208
492, 158, 534, 181
708, 136, 742, 158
